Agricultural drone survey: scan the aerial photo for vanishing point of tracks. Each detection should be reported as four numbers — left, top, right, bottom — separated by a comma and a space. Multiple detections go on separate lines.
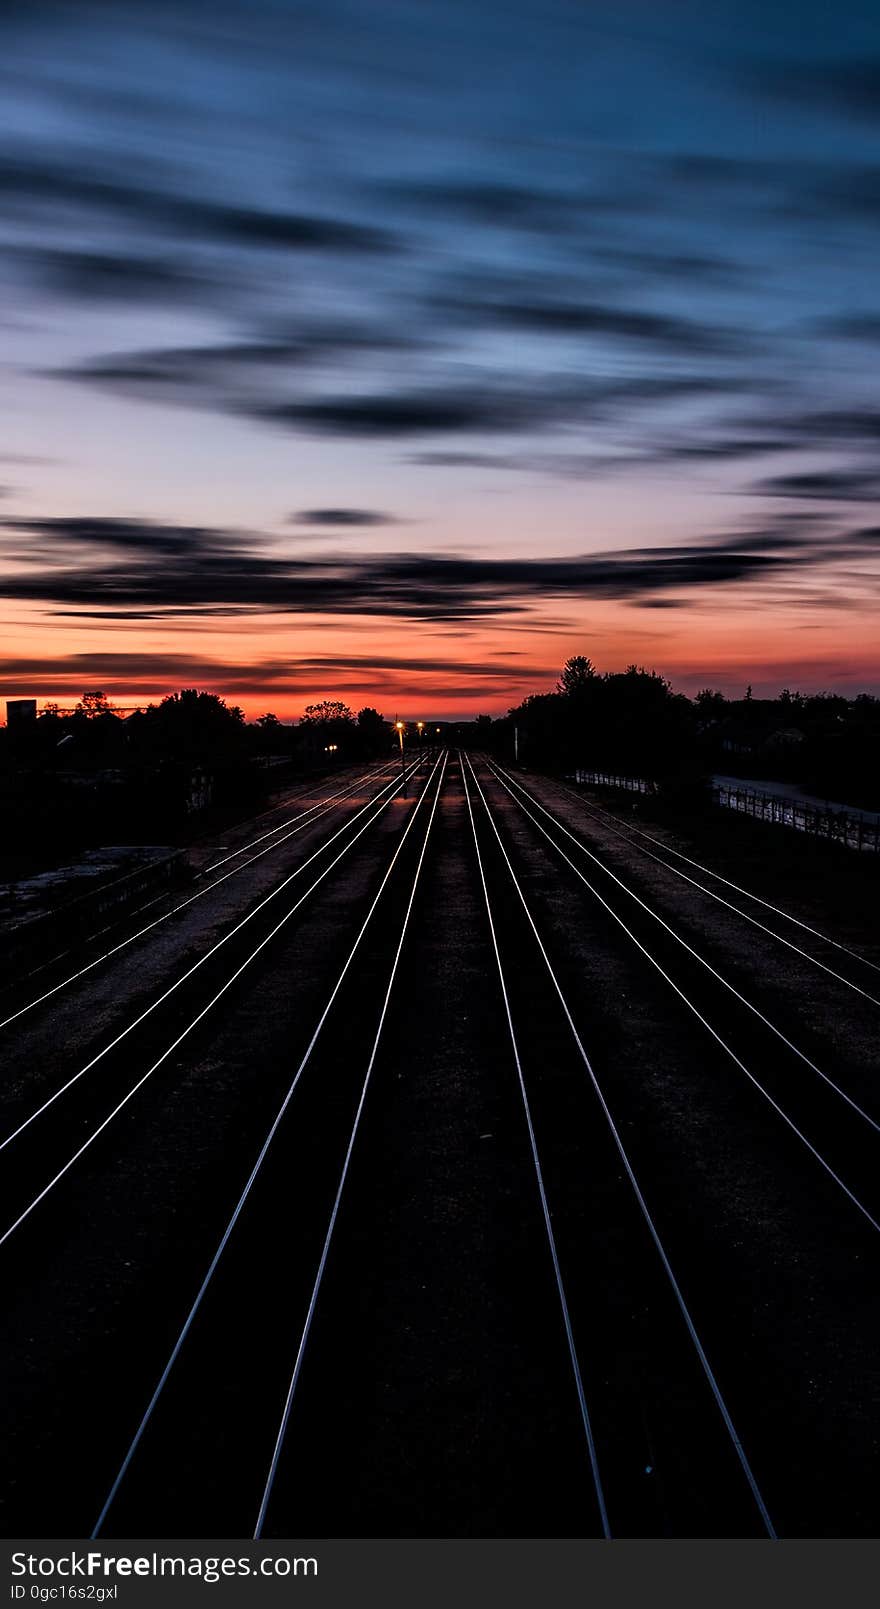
0, 754, 877, 1538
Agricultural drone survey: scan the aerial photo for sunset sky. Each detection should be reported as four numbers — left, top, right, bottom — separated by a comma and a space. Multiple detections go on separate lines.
2, 0, 880, 719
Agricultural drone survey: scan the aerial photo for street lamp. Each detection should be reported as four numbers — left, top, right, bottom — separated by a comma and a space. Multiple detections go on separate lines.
395, 719, 407, 797
417, 720, 425, 768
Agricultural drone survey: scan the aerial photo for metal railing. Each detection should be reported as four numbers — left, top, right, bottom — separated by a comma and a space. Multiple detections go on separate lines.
572, 769, 658, 796
712, 781, 880, 853
0, 850, 187, 973
570, 768, 880, 853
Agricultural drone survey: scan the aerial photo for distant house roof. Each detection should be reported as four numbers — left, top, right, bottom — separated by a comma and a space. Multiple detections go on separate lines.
760, 726, 806, 747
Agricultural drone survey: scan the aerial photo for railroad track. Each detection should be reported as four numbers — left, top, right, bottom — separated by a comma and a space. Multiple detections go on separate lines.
560, 776, 880, 999
0, 758, 403, 1031
0, 752, 876, 1537
461, 755, 775, 1537
483, 758, 880, 1235
89, 751, 450, 1537
0, 757, 428, 1259
466, 754, 880, 1535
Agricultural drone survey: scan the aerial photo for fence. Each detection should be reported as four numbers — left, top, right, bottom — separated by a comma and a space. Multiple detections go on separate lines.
570, 768, 880, 854
712, 781, 880, 854
571, 769, 658, 796
0, 849, 187, 975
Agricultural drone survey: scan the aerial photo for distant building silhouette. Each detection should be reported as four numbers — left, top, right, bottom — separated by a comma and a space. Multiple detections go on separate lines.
6, 698, 37, 730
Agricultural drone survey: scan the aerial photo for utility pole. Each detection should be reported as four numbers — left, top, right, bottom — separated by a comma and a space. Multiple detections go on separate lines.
395, 719, 407, 797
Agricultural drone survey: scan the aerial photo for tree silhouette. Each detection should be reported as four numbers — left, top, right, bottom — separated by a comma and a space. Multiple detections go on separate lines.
301, 700, 355, 728
557, 656, 596, 698
356, 706, 389, 756
76, 690, 113, 718
299, 699, 356, 754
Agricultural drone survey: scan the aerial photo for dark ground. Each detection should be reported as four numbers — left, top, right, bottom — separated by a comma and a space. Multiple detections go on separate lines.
0, 756, 877, 1538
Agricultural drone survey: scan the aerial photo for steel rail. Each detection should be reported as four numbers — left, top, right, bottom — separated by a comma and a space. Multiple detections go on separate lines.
0, 761, 417, 1156
491, 764, 880, 1134
0, 761, 400, 1032
1, 762, 393, 1008
201, 761, 394, 874
193, 759, 389, 860
199, 758, 389, 846
0, 761, 413, 1035
464, 754, 777, 1538
253, 752, 449, 1537
91, 753, 447, 1539
0, 760, 434, 1245
459, 756, 609, 1537
479, 760, 880, 1237
560, 779, 880, 990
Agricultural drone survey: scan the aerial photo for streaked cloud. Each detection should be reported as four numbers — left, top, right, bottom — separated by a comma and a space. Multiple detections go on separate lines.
3, 513, 873, 622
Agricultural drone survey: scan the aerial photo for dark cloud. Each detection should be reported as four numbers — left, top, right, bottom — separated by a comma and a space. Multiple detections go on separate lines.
592, 375, 753, 407
798, 163, 880, 223
630, 435, 793, 465
63, 356, 746, 445
592, 245, 751, 287
381, 166, 722, 234
78, 339, 313, 376
751, 57, 880, 122
295, 653, 546, 679
800, 407, 880, 444
6, 517, 216, 556
55, 321, 433, 412
648, 148, 880, 236
725, 406, 880, 460
252, 391, 537, 438
0, 648, 551, 697
406, 451, 527, 470
659, 153, 782, 189
754, 468, 880, 501
408, 430, 793, 477
59, 339, 317, 406
173, 197, 395, 255
54, 307, 431, 399
548, 434, 796, 476
810, 314, 880, 341
292, 509, 400, 527
248, 373, 750, 443
433, 289, 743, 355
0, 652, 275, 695
0, 153, 399, 257
5, 245, 216, 305
2, 0, 878, 658
0, 513, 840, 621
381, 177, 578, 231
